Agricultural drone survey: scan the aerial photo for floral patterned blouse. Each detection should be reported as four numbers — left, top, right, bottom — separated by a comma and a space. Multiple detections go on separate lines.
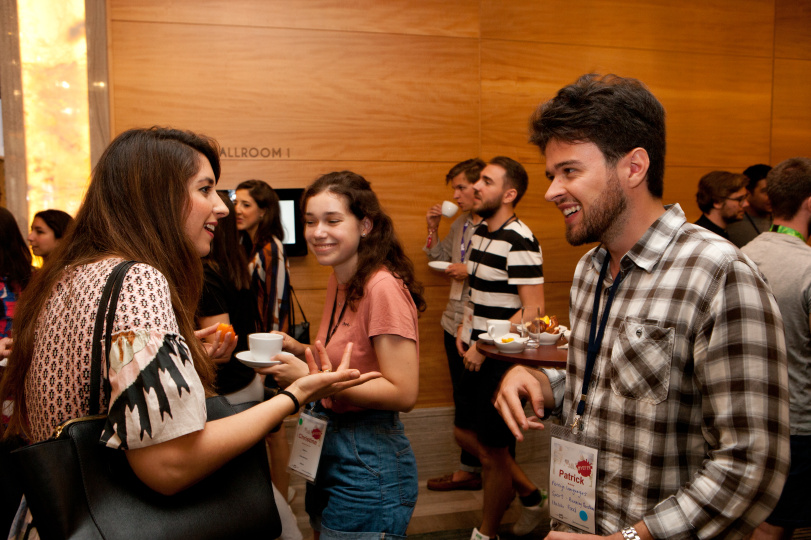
24, 258, 207, 447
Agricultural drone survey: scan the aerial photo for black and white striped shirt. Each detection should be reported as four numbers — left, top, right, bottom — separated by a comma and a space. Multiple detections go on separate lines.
465, 217, 543, 344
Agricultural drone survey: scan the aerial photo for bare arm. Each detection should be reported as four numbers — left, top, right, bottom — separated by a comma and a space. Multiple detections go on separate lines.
125, 343, 380, 495
325, 334, 419, 412
493, 365, 554, 441
515, 283, 545, 322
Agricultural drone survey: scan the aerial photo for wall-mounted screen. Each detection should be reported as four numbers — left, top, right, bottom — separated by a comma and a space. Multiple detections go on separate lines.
219, 188, 308, 257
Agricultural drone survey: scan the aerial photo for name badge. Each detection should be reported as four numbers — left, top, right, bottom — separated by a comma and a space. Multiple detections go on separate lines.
549, 423, 598, 533
449, 277, 464, 301
288, 409, 328, 483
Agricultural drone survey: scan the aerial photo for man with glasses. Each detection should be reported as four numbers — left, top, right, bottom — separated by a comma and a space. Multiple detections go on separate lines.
694, 170, 750, 239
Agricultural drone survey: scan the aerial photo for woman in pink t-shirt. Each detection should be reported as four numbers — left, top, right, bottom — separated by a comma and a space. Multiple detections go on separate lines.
265, 171, 426, 540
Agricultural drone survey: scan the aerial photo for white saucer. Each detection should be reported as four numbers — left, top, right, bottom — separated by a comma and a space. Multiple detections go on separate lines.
478, 332, 495, 345
428, 261, 451, 271
236, 350, 282, 368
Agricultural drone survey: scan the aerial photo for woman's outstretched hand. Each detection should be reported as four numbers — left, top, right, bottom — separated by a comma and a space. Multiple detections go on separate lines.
285, 340, 380, 406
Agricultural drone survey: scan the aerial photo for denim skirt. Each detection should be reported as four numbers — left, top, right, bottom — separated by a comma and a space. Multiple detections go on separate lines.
304, 406, 418, 539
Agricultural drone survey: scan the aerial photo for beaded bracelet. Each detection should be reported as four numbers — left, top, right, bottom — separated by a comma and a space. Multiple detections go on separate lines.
277, 389, 300, 415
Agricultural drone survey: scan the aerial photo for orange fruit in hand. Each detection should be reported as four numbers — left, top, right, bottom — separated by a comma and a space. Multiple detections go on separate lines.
217, 323, 234, 339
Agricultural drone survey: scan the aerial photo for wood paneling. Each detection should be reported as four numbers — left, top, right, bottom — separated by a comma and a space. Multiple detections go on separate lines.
481, 40, 773, 168
481, 0, 774, 58
106, 0, 810, 408
110, 0, 480, 38
775, 0, 811, 59
771, 59, 811, 164
110, 22, 479, 162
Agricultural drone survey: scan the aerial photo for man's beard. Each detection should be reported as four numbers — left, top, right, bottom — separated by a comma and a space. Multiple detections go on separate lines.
475, 196, 500, 220
566, 172, 628, 246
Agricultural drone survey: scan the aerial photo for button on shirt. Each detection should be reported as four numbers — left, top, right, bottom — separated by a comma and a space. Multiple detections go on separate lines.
542, 204, 790, 538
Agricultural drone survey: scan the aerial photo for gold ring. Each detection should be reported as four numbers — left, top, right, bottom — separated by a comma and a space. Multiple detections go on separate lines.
321, 368, 332, 373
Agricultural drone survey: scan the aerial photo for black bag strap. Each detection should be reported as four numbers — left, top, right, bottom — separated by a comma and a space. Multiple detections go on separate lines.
89, 260, 137, 416
289, 286, 308, 326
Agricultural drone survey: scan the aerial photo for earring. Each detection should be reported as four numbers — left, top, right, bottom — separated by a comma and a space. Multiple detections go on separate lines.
361, 232, 367, 238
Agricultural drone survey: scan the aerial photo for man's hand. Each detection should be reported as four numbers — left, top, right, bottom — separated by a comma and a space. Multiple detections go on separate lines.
445, 263, 468, 281
426, 204, 442, 231
463, 346, 485, 372
493, 365, 546, 441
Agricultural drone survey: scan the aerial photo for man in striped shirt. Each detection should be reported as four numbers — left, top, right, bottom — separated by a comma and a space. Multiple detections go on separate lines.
494, 74, 790, 540
455, 156, 546, 540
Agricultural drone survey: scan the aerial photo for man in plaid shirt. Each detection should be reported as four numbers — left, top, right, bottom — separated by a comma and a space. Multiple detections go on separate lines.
494, 74, 790, 539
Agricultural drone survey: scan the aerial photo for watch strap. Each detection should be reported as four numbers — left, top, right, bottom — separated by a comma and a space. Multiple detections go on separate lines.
621, 526, 641, 540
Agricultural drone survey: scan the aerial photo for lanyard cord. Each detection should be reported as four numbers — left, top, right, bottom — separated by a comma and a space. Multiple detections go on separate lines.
325, 289, 348, 347
460, 220, 473, 262
770, 223, 805, 241
572, 254, 624, 431
468, 214, 517, 282
745, 213, 762, 234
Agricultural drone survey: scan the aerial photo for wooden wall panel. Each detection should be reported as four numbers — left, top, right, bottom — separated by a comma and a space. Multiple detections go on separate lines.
771, 59, 811, 164
106, 0, 810, 408
481, 0, 774, 57
775, 0, 811, 59
110, 0, 480, 38
110, 22, 479, 162
481, 40, 773, 168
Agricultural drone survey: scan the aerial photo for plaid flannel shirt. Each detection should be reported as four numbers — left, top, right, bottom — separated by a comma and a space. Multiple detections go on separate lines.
543, 204, 790, 539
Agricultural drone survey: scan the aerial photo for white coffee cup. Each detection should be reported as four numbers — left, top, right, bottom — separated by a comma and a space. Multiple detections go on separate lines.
441, 200, 459, 218
486, 319, 512, 340
248, 333, 283, 363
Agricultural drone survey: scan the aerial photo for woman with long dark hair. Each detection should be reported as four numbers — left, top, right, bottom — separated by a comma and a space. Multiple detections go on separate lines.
0, 128, 377, 534
264, 171, 425, 540
27, 209, 73, 260
0, 208, 32, 339
235, 180, 291, 333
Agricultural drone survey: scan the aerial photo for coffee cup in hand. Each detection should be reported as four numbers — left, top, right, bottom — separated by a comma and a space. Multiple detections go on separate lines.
248, 333, 283, 363
441, 200, 459, 218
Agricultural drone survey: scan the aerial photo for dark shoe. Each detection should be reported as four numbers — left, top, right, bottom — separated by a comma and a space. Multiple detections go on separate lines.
427, 472, 482, 491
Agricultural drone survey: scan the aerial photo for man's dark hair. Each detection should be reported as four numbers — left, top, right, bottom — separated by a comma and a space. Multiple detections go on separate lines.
765, 158, 811, 220
529, 73, 666, 198
742, 164, 772, 193
445, 158, 486, 185
489, 156, 528, 206
695, 171, 749, 214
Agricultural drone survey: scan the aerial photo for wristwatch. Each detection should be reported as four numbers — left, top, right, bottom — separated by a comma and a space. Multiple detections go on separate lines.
621, 526, 641, 540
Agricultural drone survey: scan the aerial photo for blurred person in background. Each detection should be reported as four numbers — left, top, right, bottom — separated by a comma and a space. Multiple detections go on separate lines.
728, 163, 773, 248
694, 170, 749, 240
27, 209, 73, 261
234, 179, 295, 501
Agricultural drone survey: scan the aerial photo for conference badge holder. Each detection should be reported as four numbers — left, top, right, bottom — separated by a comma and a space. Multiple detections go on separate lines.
288, 409, 328, 483
549, 423, 599, 534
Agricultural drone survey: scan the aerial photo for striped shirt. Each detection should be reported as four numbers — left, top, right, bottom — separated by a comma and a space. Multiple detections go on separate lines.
465, 216, 543, 344
543, 204, 790, 538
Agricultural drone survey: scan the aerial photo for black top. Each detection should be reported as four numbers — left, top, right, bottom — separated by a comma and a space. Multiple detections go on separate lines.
694, 214, 729, 239
198, 264, 261, 395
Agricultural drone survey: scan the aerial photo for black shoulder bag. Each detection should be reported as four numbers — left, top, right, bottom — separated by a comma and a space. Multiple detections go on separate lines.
289, 286, 310, 344
11, 261, 281, 540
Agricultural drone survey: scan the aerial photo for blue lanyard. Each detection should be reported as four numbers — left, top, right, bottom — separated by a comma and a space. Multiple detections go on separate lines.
572, 254, 623, 431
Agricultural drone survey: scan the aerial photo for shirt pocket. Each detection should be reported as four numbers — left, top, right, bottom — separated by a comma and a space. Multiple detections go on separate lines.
609, 318, 674, 404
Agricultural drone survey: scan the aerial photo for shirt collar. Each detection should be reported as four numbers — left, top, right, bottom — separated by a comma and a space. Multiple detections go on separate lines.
590, 204, 685, 275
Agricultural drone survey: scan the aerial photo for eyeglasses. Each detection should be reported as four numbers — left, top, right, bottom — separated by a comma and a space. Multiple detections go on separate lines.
725, 195, 748, 204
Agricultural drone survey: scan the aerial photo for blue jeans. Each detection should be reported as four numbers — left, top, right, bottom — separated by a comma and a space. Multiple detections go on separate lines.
305, 407, 418, 539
